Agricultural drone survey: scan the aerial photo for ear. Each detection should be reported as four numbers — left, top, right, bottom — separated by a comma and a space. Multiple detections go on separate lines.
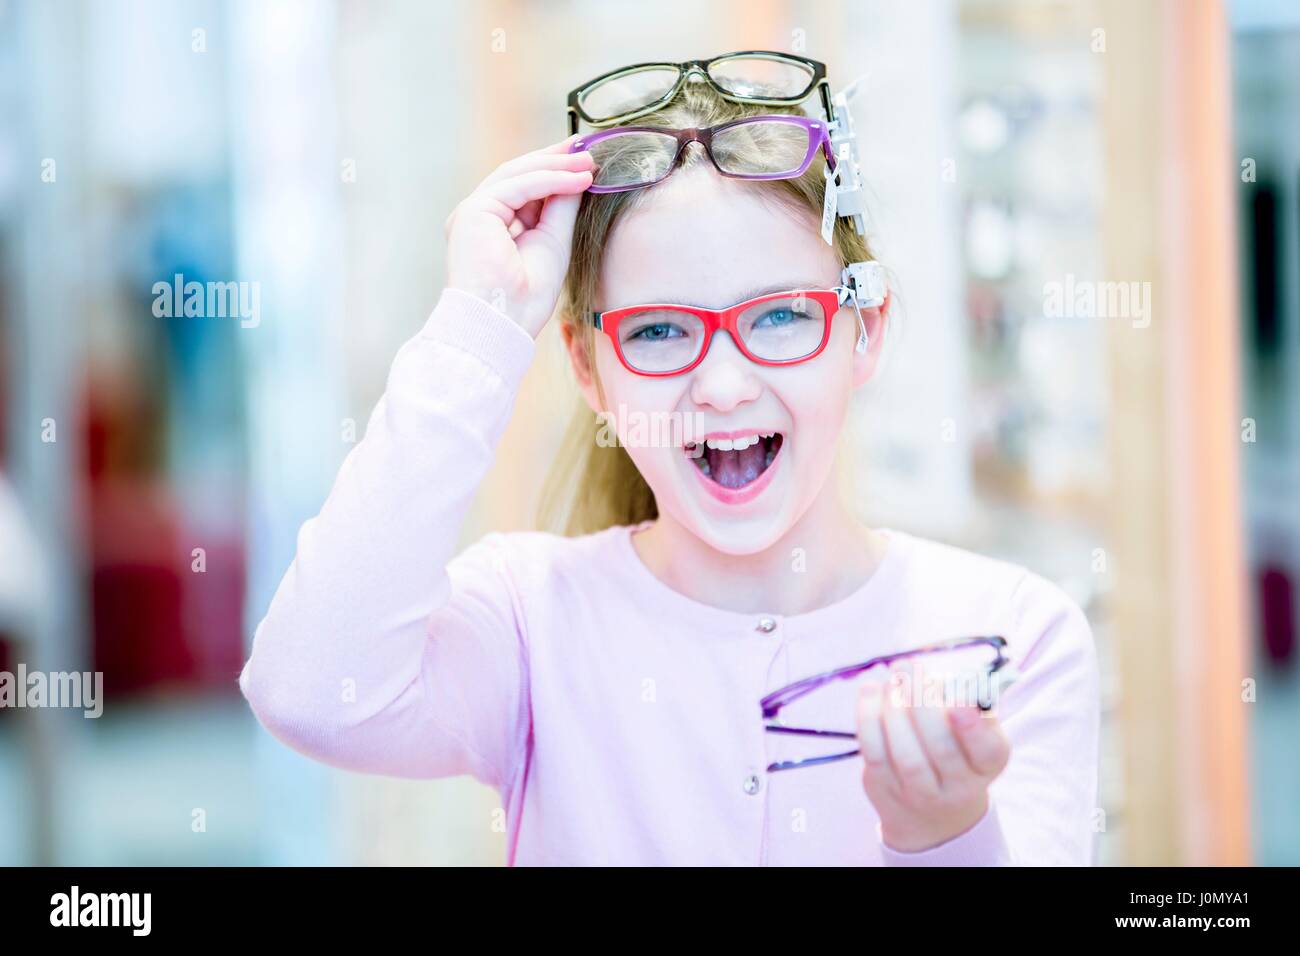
561, 321, 602, 414
850, 289, 891, 389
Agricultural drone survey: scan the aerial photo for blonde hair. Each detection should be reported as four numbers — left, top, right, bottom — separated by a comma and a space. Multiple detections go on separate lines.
537, 83, 877, 536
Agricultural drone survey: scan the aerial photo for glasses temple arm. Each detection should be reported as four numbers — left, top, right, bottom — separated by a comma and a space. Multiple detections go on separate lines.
818, 80, 837, 127
768, 748, 860, 773
765, 725, 857, 740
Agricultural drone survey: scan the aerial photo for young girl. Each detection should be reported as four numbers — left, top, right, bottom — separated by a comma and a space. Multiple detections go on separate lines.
238, 83, 1100, 866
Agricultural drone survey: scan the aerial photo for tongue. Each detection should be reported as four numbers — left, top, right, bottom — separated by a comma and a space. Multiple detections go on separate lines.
706, 442, 767, 489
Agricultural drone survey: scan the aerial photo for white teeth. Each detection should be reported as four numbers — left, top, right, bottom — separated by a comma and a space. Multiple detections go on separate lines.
689, 432, 781, 481
703, 433, 771, 451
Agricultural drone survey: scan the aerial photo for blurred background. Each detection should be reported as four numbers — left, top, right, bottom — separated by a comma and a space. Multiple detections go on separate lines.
0, 0, 1294, 865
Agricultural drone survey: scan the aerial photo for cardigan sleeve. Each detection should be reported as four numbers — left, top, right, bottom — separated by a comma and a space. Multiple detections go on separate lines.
238, 288, 537, 789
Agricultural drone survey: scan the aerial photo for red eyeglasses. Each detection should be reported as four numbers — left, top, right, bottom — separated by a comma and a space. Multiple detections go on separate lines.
591, 287, 862, 377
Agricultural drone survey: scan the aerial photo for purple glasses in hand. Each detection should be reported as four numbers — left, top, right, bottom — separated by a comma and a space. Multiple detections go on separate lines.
569, 114, 836, 194
760, 635, 1017, 773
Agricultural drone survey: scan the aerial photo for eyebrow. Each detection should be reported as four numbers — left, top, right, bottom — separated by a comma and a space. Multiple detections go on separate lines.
615, 279, 834, 310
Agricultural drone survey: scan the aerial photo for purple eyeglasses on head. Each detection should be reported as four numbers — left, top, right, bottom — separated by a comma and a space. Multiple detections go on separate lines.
760, 635, 1018, 773
570, 114, 837, 194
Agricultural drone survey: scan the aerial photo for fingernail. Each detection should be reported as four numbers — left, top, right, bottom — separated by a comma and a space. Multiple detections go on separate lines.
952, 705, 980, 728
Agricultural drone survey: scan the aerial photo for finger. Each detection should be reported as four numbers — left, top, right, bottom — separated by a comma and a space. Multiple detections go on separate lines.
856, 681, 893, 776
882, 663, 941, 797
479, 145, 593, 189
539, 132, 588, 154
466, 194, 542, 241
479, 150, 593, 193
948, 705, 1012, 778
450, 143, 592, 235
465, 167, 592, 230
512, 191, 585, 278
514, 197, 545, 232
530, 188, 587, 243
904, 662, 969, 790
476, 168, 593, 220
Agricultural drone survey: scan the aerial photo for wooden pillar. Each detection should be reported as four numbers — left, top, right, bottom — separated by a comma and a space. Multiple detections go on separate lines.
1101, 0, 1250, 865
1162, 0, 1251, 867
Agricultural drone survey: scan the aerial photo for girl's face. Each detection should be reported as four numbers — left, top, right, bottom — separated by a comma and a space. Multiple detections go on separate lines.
567, 170, 886, 555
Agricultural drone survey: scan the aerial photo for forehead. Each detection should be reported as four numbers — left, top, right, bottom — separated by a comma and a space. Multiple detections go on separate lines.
597, 172, 841, 311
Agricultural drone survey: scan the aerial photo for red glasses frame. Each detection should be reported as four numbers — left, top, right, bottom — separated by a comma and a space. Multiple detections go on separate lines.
591, 288, 849, 377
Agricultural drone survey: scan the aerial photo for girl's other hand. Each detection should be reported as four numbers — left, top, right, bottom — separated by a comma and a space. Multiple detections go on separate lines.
444, 135, 595, 338
856, 660, 1012, 853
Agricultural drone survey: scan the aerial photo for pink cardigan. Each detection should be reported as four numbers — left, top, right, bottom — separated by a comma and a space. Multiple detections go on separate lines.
238, 288, 1101, 865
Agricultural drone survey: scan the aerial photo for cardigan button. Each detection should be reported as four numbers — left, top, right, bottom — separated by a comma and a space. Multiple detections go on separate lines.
756, 617, 777, 633
743, 773, 762, 795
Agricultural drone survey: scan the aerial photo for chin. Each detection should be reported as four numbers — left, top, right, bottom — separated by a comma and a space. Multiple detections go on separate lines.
640, 435, 808, 555
681, 509, 797, 556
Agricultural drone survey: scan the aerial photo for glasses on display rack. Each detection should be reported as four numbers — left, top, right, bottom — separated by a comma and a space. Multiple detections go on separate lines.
566, 50, 836, 135
760, 635, 1020, 773
568, 115, 836, 194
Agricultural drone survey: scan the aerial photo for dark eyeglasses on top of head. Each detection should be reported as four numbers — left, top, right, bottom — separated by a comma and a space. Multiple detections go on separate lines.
566, 50, 836, 135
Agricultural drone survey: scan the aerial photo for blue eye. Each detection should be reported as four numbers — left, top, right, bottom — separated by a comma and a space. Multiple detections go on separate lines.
627, 322, 685, 342
753, 307, 808, 329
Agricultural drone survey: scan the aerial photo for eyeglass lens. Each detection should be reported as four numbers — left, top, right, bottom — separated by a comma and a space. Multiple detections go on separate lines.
779, 641, 1008, 725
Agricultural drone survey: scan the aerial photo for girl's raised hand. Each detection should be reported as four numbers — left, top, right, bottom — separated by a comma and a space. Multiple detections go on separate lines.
857, 660, 1012, 853
444, 135, 595, 338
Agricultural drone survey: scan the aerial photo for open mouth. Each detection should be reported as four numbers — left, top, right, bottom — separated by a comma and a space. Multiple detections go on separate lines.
683, 432, 784, 490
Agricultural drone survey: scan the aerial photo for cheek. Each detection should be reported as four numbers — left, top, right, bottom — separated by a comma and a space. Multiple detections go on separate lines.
590, 339, 623, 401
785, 343, 857, 440
591, 341, 687, 452
788, 387, 851, 455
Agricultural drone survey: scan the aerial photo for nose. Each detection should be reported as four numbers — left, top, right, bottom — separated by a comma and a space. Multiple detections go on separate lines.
688, 331, 762, 412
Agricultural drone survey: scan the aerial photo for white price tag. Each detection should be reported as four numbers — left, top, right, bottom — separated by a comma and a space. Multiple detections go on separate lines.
821, 170, 838, 246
